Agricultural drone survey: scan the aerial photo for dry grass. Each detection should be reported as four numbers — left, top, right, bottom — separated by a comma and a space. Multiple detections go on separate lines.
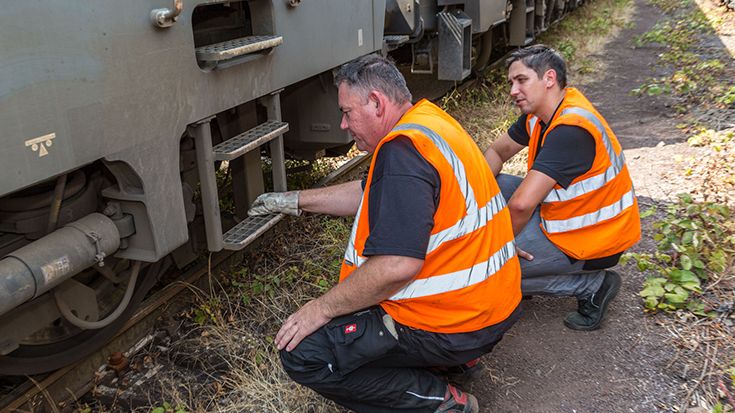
143, 215, 352, 413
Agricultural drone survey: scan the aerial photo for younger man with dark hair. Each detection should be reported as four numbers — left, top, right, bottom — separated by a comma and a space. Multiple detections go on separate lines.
484, 44, 641, 331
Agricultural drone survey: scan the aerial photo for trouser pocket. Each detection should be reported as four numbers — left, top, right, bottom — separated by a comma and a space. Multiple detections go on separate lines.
325, 307, 399, 376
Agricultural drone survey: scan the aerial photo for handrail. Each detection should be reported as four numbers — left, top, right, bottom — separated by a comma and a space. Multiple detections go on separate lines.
150, 0, 183, 28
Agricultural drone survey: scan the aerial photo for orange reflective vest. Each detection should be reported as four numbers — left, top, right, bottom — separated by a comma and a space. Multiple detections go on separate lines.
525, 87, 641, 259
339, 99, 521, 333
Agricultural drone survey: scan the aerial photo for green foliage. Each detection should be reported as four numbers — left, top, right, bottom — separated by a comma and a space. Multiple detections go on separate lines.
647, 0, 692, 13
631, 6, 723, 106
151, 402, 189, 413
232, 267, 297, 305
556, 40, 577, 60
625, 195, 735, 313
717, 85, 735, 107
630, 79, 670, 97
192, 299, 220, 325
687, 127, 734, 151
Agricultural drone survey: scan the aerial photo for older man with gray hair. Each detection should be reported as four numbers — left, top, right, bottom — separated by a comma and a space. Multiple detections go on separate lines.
249, 54, 521, 413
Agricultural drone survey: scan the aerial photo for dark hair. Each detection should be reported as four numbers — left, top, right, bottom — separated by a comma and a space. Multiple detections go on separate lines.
334, 54, 412, 104
506, 44, 567, 88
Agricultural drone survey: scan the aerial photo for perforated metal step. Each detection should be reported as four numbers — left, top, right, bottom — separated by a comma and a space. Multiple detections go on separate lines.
222, 213, 284, 250
196, 35, 283, 63
213, 120, 289, 161
384, 35, 409, 44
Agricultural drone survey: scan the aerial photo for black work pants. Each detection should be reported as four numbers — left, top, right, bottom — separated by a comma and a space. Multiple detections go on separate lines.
280, 305, 521, 413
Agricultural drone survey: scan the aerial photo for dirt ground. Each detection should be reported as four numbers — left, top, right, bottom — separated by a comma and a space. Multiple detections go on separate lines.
472, 0, 734, 412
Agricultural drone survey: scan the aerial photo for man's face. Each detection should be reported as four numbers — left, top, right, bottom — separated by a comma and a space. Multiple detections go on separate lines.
507, 60, 550, 115
338, 83, 382, 153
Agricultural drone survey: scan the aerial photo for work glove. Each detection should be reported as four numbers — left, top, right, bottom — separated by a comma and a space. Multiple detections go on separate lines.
248, 191, 302, 216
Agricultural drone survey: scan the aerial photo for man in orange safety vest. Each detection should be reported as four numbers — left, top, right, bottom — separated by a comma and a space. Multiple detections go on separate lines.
249, 54, 521, 413
483, 44, 641, 331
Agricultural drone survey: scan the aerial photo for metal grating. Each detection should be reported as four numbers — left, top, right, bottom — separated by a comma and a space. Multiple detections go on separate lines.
222, 213, 284, 250
213, 121, 288, 161
384, 35, 409, 44
196, 35, 283, 62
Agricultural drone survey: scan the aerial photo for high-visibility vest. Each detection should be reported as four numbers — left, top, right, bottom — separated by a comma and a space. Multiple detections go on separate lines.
525, 87, 641, 260
339, 99, 521, 333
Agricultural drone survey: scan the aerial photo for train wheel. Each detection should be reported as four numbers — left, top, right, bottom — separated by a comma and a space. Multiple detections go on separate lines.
0, 263, 160, 376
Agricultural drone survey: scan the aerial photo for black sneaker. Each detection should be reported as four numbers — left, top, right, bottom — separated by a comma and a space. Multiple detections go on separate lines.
434, 384, 479, 413
564, 270, 621, 331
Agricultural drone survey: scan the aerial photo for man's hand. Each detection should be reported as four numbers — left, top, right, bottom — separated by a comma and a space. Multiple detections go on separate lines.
516, 246, 534, 261
248, 191, 301, 216
276, 299, 331, 352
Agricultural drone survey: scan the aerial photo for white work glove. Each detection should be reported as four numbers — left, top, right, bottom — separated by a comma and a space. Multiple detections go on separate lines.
248, 191, 302, 216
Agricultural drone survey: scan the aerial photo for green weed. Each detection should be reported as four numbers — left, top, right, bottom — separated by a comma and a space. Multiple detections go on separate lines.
631, 4, 725, 107
151, 401, 189, 413
624, 195, 735, 313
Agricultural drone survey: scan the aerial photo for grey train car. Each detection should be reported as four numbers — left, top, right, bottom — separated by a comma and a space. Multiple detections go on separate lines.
0, 0, 580, 375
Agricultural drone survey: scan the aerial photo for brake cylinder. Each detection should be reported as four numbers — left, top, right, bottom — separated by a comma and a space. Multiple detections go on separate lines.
0, 213, 120, 317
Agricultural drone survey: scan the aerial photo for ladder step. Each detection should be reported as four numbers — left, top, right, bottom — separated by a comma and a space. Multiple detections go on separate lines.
384, 35, 409, 45
196, 35, 283, 63
222, 213, 284, 250
213, 120, 289, 161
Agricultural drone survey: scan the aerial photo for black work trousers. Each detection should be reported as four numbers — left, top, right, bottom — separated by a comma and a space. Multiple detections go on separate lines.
280, 305, 521, 413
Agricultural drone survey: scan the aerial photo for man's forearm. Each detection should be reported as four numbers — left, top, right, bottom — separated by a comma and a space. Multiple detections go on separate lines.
484, 148, 504, 176
509, 206, 534, 236
318, 255, 422, 318
299, 180, 363, 216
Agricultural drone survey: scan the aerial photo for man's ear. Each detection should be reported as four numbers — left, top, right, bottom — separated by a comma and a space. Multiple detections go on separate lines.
544, 69, 557, 89
368, 91, 383, 115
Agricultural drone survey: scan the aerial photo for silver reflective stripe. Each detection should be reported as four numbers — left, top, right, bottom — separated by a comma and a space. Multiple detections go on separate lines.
543, 107, 626, 203
343, 192, 368, 267
528, 115, 539, 135
389, 240, 516, 300
392, 124, 477, 213
426, 192, 506, 254
405, 391, 445, 401
542, 188, 636, 234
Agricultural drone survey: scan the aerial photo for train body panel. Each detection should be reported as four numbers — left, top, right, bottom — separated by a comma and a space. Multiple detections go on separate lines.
1, 0, 384, 198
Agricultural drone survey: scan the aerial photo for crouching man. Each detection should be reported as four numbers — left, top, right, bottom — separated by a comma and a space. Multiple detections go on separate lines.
484, 45, 641, 331
248, 54, 521, 413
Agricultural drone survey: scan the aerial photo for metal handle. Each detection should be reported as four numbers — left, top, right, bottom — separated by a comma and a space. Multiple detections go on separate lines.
151, 0, 183, 28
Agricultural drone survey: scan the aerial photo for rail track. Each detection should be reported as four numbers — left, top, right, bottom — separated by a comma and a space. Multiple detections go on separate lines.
0, 154, 370, 413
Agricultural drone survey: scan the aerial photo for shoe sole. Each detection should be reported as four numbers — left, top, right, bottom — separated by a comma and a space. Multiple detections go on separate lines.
564, 270, 621, 331
466, 393, 479, 413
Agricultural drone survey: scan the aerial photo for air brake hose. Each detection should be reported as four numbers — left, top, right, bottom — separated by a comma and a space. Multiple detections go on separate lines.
54, 261, 141, 330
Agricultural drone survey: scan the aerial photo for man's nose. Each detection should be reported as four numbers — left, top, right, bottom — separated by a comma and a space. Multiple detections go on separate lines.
510, 84, 520, 96
340, 114, 349, 130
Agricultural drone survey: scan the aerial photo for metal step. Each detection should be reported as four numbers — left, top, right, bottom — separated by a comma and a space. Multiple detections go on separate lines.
213, 120, 289, 161
196, 35, 283, 63
222, 213, 284, 250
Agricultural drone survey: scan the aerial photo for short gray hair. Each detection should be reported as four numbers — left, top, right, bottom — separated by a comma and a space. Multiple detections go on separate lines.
334, 54, 412, 104
506, 44, 567, 89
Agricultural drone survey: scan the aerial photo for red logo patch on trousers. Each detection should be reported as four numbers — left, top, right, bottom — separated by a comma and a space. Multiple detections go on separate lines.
344, 323, 357, 334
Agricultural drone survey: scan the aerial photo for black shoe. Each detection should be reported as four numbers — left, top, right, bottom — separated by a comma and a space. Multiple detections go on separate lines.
440, 358, 484, 387
564, 270, 621, 331
434, 384, 479, 413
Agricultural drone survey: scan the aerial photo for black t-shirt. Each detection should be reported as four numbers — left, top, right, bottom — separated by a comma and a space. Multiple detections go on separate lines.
360, 137, 440, 259
507, 112, 623, 268
507, 113, 596, 188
